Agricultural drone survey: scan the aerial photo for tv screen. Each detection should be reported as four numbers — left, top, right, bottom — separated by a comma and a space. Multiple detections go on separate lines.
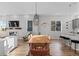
9, 21, 19, 27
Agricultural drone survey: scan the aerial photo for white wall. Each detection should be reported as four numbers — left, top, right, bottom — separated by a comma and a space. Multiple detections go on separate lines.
0, 2, 78, 39
0, 15, 27, 39
38, 15, 74, 39
0, 14, 76, 39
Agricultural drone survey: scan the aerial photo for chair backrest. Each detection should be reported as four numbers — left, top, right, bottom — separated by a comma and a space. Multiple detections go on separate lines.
30, 43, 48, 49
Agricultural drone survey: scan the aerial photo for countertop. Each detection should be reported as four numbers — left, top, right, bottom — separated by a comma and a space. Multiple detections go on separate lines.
61, 33, 79, 40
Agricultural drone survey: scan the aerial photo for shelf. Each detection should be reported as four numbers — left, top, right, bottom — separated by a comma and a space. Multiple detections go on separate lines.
15, 27, 22, 29
8, 27, 22, 30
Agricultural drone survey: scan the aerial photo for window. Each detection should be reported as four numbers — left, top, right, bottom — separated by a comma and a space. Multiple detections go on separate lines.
51, 21, 55, 31
27, 21, 32, 31
56, 21, 61, 31
51, 21, 61, 31
0, 20, 6, 31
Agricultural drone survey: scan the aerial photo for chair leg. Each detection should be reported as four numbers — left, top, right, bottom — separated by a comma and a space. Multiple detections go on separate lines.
75, 43, 76, 54
69, 40, 72, 49
64, 40, 67, 47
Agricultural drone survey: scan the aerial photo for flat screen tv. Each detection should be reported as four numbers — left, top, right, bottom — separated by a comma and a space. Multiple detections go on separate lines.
9, 21, 19, 27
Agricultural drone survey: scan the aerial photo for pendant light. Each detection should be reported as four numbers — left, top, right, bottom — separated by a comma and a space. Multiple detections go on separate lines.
33, 2, 39, 25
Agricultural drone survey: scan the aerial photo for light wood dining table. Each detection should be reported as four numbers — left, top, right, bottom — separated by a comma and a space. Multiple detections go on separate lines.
28, 35, 50, 56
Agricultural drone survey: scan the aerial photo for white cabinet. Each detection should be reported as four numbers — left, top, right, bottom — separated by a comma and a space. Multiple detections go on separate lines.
0, 36, 17, 56
6, 37, 14, 53
0, 40, 6, 56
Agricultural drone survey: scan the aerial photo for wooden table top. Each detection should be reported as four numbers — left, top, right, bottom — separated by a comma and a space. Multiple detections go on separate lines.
28, 35, 50, 43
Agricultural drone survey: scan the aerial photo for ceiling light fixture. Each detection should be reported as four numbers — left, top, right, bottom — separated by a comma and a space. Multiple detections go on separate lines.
33, 2, 39, 25
69, 2, 77, 7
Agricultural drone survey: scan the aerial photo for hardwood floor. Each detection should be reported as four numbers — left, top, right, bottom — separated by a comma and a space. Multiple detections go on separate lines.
8, 40, 29, 56
8, 39, 79, 56
50, 39, 79, 56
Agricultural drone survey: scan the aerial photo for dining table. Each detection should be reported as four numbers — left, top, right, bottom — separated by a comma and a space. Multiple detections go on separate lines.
28, 35, 50, 56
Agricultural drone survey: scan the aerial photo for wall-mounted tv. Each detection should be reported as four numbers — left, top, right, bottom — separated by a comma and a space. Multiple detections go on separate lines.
9, 21, 19, 27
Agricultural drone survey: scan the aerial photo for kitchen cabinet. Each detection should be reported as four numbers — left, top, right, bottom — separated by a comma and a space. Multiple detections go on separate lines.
72, 18, 79, 30
0, 36, 17, 56
0, 40, 6, 56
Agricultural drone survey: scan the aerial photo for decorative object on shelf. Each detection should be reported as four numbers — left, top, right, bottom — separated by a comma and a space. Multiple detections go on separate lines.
9, 28, 13, 29
41, 22, 47, 26
0, 27, 7, 31
42, 22, 46, 25
9, 32, 17, 36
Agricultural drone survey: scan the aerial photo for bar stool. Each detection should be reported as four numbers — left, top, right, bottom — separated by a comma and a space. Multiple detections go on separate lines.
60, 36, 71, 48
60, 36, 64, 38
71, 40, 79, 53
60, 36, 65, 40
64, 37, 71, 46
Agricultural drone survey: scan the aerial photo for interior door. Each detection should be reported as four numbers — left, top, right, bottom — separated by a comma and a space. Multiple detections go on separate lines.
27, 21, 33, 31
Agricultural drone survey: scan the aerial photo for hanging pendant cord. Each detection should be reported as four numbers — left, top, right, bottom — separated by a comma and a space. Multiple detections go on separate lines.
35, 2, 37, 15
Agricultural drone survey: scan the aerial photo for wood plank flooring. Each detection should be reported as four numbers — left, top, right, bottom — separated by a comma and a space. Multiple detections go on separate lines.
8, 39, 79, 56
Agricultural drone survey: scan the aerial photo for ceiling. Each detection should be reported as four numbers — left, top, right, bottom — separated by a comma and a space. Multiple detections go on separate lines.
0, 2, 78, 15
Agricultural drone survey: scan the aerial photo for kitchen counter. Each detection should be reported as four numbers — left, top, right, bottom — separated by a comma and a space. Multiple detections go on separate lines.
61, 33, 79, 51
61, 33, 79, 40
